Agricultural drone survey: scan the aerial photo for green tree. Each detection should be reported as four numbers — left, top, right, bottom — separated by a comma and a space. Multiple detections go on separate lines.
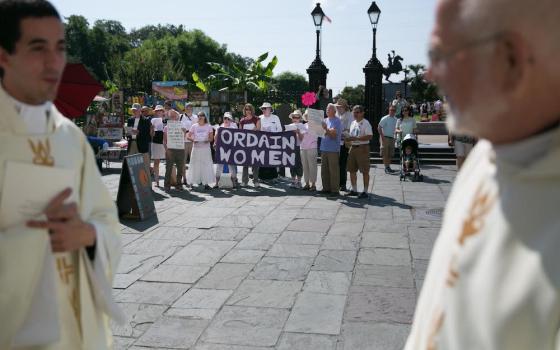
273, 71, 308, 93
129, 24, 186, 47
336, 85, 365, 106
65, 15, 91, 64
409, 64, 440, 102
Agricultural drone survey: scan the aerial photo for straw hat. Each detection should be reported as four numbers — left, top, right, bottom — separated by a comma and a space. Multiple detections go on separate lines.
259, 102, 273, 109
334, 98, 349, 110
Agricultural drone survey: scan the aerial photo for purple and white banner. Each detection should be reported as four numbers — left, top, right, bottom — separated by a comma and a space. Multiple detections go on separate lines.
215, 128, 297, 167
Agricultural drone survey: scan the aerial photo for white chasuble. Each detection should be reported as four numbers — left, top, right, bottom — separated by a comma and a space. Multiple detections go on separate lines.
406, 127, 560, 350
0, 86, 123, 350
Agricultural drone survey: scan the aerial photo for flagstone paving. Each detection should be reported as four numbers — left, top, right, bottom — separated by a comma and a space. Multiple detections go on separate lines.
102, 164, 456, 349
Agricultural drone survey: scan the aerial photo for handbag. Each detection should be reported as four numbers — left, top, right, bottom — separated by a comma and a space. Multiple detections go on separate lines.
152, 130, 164, 144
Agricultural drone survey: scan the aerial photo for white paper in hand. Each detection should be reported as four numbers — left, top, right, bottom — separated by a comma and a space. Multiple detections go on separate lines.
0, 161, 76, 229
306, 108, 326, 137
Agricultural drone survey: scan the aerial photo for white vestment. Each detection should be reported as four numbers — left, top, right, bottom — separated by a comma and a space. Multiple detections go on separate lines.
405, 126, 560, 350
0, 86, 123, 350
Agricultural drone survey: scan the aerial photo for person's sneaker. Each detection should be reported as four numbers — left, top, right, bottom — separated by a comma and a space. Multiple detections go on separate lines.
204, 184, 211, 190
296, 182, 302, 189
289, 182, 297, 188
384, 167, 391, 174
302, 184, 310, 190
213, 184, 220, 189
310, 185, 317, 191
164, 186, 171, 193
346, 191, 359, 196
358, 192, 369, 199
175, 184, 184, 191
340, 186, 348, 192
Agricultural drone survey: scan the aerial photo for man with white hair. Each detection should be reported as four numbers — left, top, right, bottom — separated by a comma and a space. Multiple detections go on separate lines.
406, 0, 560, 349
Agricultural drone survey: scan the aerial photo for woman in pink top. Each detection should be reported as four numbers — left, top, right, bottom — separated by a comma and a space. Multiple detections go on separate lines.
186, 111, 215, 189
300, 111, 319, 191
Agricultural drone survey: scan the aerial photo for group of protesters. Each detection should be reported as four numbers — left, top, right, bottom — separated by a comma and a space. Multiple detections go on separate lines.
126, 98, 374, 198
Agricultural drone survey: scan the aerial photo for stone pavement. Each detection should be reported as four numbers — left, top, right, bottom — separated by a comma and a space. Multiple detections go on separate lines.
103, 163, 457, 350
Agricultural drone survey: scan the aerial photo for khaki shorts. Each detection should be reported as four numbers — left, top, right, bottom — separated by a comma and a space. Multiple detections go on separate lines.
381, 137, 395, 159
347, 144, 370, 173
454, 140, 474, 158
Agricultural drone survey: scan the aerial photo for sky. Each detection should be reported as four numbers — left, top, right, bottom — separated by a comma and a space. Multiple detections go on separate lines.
50, 0, 438, 94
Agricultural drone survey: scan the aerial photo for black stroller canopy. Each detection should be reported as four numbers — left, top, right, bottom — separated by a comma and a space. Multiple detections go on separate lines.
401, 134, 419, 153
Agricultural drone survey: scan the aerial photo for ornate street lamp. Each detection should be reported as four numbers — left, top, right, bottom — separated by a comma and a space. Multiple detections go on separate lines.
307, 3, 329, 97
367, 1, 381, 57
403, 66, 410, 99
363, 1, 383, 148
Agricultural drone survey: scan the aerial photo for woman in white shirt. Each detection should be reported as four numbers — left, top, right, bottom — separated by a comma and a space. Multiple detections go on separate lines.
186, 111, 215, 190
150, 105, 165, 187
258, 102, 282, 182
395, 105, 417, 141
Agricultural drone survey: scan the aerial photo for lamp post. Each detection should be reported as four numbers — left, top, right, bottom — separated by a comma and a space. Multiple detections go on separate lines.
363, 1, 382, 148
403, 66, 410, 99
307, 3, 329, 98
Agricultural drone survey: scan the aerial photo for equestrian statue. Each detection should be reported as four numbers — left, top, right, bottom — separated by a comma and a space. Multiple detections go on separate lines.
383, 50, 404, 82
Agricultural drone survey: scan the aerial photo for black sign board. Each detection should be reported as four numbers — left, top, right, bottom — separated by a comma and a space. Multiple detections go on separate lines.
116, 154, 156, 220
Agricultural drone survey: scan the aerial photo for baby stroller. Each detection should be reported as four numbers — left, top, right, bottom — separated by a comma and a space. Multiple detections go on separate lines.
398, 134, 423, 182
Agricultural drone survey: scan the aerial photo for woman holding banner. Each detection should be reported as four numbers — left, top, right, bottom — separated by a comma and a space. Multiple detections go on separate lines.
239, 103, 261, 188
214, 112, 239, 188
187, 111, 215, 190
258, 102, 282, 183
286, 110, 304, 188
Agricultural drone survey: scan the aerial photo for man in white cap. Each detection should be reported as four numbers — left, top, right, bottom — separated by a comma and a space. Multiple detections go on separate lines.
406, 0, 560, 349
126, 102, 151, 168
0, 1, 122, 348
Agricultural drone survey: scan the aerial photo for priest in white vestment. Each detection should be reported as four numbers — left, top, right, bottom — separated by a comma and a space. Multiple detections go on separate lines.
405, 0, 560, 349
0, 1, 122, 349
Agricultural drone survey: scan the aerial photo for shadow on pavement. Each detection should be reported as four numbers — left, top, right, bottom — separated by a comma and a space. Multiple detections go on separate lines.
120, 215, 159, 232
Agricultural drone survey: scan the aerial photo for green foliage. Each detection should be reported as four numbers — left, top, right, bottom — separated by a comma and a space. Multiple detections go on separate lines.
408, 64, 441, 102
103, 80, 119, 95
63, 17, 254, 95
273, 71, 308, 93
336, 85, 365, 106
192, 52, 279, 98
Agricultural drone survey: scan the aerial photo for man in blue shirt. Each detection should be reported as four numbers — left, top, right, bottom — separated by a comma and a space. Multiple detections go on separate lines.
320, 103, 342, 197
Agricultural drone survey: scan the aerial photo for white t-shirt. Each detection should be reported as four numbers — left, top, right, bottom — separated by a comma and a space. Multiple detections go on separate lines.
286, 123, 305, 146
180, 114, 198, 142
218, 122, 238, 131
337, 111, 354, 145
396, 117, 417, 136
349, 119, 373, 145
151, 117, 164, 132
259, 114, 282, 132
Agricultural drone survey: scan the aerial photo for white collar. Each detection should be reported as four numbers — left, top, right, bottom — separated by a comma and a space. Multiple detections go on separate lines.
4, 91, 52, 134
494, 126, 558, 167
